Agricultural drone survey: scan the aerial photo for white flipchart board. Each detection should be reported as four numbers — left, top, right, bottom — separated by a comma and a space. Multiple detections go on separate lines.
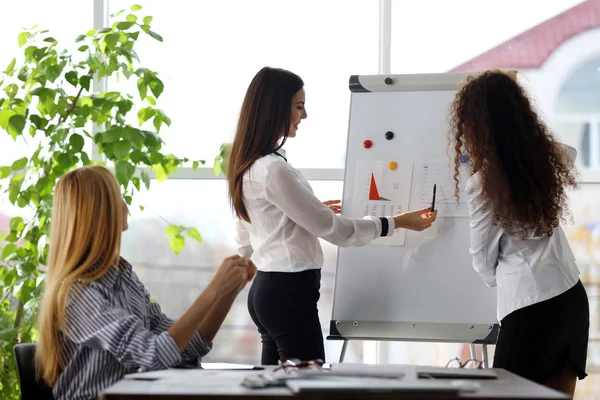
329, 73, 499, 345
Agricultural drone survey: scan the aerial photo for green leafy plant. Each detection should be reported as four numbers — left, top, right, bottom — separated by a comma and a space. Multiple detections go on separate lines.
0, 6, 206, 398
213, 142, 231, 177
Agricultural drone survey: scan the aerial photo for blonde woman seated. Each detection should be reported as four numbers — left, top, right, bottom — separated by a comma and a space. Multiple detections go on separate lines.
36, 165, 256, 400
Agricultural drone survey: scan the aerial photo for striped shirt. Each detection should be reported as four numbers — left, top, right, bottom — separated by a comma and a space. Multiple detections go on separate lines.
53, 258, 212, 400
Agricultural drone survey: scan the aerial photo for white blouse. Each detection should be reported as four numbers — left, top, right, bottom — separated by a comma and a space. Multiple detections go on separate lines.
465, 144, 580, 321
234, 150, 395, 273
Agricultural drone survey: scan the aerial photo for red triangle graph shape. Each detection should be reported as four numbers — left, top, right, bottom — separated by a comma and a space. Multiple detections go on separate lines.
369, 173, 380, 200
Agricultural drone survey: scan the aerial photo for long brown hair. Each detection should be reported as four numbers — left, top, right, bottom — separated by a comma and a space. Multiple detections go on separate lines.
36, 165, 124, 385
227, 67, 304, 222
449, 70, 577, 237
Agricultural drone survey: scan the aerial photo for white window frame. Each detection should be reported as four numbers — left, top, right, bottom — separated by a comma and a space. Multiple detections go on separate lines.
554, 113, 600, 182
366, 0, 393, 365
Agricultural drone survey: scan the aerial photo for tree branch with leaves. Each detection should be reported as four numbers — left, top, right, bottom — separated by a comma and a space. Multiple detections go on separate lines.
0, 5, 205, 398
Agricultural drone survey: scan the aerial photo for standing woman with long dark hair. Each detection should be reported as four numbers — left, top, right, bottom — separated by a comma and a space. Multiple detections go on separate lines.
227, 67, 437, 365
449, 70, 589, 396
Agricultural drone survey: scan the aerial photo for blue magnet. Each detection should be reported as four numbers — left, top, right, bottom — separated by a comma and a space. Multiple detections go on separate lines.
460, 155, 468, 164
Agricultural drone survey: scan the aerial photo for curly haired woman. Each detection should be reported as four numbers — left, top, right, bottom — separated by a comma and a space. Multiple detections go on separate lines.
449, 70, 589, 396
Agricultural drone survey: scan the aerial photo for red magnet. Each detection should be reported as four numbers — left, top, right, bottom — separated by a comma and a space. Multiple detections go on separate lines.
363, 140, 372, 149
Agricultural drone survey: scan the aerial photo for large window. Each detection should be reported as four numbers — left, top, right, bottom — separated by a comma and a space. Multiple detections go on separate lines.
120, 179, 352, 363
108, 0, 378, 168
0, 0, 93, 163
387, 0, 600, 394
0, 0, 92, 230
390, 0, 583, 74
0, 1, 599, 398
105, 0, 378, 364
555, 57, 600, 170
0, 1, 92, 68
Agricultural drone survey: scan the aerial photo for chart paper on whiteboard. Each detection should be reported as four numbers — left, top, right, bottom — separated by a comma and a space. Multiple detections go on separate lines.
350, 161, 413, 246
419, 162, 469, 217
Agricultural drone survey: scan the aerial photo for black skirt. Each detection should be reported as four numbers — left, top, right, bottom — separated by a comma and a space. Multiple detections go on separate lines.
493, 280, 589, 383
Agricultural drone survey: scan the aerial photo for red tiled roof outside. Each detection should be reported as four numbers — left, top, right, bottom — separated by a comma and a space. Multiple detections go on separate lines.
451, 0, 600, 72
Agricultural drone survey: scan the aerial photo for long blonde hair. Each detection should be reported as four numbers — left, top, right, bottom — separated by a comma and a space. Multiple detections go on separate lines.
36, 165, 124, 386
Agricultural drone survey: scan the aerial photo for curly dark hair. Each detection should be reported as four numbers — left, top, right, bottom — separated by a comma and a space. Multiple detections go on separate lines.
449, 70, 578, 237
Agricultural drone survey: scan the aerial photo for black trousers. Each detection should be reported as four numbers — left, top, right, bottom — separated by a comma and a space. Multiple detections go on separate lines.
247, 269, 325, 365
493, 280, 589, 384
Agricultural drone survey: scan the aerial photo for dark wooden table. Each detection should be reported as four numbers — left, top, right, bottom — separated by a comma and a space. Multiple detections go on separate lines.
100, 365, 569, 400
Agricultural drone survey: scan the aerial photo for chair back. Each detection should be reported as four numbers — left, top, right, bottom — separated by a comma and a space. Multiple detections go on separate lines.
13, 343, 54, 400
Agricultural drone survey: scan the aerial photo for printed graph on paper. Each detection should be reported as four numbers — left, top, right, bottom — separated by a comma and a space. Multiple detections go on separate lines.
353, 161, 412, 219
368, 172, 391, 202
351, 160, 413, 245
419, 163, 469, 217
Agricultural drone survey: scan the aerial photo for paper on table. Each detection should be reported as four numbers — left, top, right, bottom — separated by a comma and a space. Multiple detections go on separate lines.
202, 363, 259, 370
330, 363, 417, 380
286, 379, 462, 395
350, 160, 413, 246
124, 368, 251, 382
